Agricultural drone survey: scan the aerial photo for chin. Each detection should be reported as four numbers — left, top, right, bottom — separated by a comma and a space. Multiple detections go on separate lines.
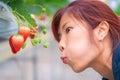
72, 68, 85, 73
71, 65, 86, 73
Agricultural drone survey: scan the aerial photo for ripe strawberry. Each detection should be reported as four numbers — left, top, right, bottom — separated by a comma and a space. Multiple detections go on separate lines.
19, 26, 30, 41
9, 34, 24, 54
35, 26, 38, 31
39, 14, 46, 21
29, 33, 36, 39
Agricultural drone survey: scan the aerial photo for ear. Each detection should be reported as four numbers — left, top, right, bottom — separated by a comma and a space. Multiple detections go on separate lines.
94, 21, 109, 41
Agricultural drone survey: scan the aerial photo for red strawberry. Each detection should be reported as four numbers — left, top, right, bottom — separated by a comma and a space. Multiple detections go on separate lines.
35, 26, 38, 31
19, 26, 30, 41
29, 33, 36, 39
39, 14, 46, 21
9, 35, 16, 53
9, 34, 24, 54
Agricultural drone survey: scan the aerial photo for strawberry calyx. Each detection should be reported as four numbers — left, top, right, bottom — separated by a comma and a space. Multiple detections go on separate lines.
29, 26, 38, 39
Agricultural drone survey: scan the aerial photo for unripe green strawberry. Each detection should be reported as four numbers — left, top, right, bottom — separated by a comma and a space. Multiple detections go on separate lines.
42, 8, 46, 12
41, 24, 46, 30
42, 29, 47, 34
34, 38, 39, 43
31, 38, 37, 46
31, 37, 42, 46
43, 42, 49, 48
37, 38, 43, 43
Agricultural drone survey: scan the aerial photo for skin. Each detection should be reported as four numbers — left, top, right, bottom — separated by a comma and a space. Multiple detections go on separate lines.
58, 12, 114, 80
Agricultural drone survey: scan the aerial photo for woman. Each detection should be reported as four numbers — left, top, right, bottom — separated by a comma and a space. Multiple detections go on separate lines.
51, 0, 120, 80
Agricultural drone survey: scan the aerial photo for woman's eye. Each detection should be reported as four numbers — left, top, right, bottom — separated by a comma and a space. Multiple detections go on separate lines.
65, 27, 71, 33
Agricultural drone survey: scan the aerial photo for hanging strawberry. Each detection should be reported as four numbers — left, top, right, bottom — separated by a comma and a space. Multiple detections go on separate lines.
9, 34, 24, 54
40, 24, 47, 34
43, 42, 49, 48
19, 26, 30, 41
39, 14, 46, 21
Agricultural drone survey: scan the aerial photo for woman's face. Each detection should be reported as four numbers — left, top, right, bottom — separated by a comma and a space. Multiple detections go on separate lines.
58, 13, 100, 72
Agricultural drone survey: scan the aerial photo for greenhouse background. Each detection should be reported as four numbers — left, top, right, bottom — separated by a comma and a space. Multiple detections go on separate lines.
0, 0, 120, 80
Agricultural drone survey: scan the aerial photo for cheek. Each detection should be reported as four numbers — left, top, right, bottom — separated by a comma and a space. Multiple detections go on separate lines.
66, 35, 98, 72
67, 37, 92, 62
66, 27, 95, 57
67, 34, 92, 56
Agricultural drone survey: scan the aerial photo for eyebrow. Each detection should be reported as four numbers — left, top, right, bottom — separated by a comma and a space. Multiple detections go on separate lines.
62, 22, 68, 31
59, 22, 68, 32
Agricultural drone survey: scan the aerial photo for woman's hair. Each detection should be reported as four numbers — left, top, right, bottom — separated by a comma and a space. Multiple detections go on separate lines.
52, 0, 120, 49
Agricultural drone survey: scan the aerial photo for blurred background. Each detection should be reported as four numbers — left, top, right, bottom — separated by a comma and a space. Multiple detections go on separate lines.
0, 0, 120, 80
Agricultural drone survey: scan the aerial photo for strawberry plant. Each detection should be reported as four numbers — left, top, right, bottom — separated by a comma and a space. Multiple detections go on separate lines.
1, 0, 69, 54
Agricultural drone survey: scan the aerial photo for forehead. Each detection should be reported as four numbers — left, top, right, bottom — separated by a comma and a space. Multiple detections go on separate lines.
59, 12, 70, 29
59, 12, 90, 32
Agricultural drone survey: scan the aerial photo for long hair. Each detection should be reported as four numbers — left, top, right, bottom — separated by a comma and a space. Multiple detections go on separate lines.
52, 0, 120, 49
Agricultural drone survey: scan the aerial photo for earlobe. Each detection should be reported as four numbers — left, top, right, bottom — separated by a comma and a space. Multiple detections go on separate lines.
94, 21, 109, 41
98, 35, 103, 41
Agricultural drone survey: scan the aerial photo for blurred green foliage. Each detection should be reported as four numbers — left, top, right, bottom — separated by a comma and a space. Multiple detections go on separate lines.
115, 4, 120, 16
24, 0, 69, 16
1, 0, 69, 26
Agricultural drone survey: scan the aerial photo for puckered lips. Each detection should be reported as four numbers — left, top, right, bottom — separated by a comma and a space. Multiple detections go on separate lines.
61, 56, 68, 64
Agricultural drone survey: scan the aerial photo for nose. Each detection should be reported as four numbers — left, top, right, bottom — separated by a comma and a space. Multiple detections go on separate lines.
58, 39, 65, 52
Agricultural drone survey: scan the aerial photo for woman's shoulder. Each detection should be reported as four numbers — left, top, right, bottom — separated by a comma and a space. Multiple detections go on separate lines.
112, 43, 120, 80
113, 44, 120, 61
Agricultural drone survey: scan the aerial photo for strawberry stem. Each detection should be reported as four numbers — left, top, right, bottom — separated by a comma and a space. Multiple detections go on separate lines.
13, 10, 33, 28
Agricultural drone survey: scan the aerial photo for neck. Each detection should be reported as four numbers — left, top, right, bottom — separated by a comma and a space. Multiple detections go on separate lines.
92, 54, 114, 80
91, 38, 114, 80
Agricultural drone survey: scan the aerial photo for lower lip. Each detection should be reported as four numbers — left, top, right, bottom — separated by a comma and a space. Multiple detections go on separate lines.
61, 57, 68, 64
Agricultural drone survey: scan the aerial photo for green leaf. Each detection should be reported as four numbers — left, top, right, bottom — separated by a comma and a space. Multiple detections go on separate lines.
115, 4, 120, 16
1, 0, 69, 26
27, 5, 42, 16
8, 0, 36, 27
